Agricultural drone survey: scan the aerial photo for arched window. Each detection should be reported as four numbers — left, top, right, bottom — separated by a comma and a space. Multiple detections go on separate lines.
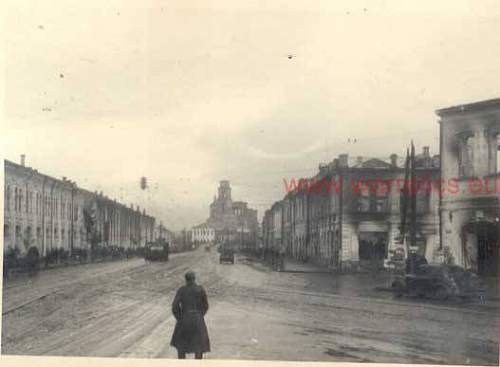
14, 187, 18, 212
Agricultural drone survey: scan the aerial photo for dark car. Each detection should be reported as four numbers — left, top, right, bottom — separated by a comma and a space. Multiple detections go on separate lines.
144, 240, 170, 262
219, 249, 235, 264
392, 264, 485, 301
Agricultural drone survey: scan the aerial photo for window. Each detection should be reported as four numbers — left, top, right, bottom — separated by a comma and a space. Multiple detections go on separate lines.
15, 225, 21, 245
416, 191, 431, 214
458, 133, 474, 178
4, 225, 9, 241
357, 185, 389, 213
5, 186, 11, 212
14, 188, 18, 212
37, 194, 41, 216
497, 135, 500, 173
19, 189, 24, 212
29, 191, 33, 213
359, 190, 371, 212
25, 226, 32, 247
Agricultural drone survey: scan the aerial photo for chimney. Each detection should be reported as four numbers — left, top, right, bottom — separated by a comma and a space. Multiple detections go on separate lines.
20, 154, 26, 167
423, 146, 430, 158
62, 176, 67, 182
390, 154, 398, 168
338, 154, 349, 168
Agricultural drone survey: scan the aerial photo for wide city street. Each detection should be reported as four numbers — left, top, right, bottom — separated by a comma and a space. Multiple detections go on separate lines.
2, 247, 499, 365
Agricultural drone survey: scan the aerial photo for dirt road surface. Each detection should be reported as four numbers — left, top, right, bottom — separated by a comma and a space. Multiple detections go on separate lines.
2, 247, 499, 364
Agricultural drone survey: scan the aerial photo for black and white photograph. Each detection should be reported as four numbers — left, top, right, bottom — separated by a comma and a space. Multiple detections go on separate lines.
1, 1, 500, 366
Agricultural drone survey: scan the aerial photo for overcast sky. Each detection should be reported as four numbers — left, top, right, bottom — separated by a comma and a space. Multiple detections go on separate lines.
2, 0, 500, 230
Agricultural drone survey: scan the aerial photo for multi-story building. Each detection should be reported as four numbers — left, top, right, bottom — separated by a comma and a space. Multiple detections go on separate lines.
3, 157, 156, 257
203, 180, 258, 249
154, 223, 174, 243
437, 98, 500, 276
191, 223, 215, 243
263, 148, 441, 271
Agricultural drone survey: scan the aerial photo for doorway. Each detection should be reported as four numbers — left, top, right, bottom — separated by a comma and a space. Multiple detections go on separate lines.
477, 223, 499, 276
464, 221, 499, 277
358, 232, 388, 270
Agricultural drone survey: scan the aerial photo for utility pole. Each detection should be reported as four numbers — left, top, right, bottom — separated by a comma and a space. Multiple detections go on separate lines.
70, 182, 75, 256
410, 141, 417, 274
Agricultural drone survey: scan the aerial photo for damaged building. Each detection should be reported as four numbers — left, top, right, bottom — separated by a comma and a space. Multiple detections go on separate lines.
263, 97, 500, 276
437, 98, 500, 277
263, 149, 441, 271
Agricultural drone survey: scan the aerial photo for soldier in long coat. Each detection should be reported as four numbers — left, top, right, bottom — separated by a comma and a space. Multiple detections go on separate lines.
170, 271, 210, 359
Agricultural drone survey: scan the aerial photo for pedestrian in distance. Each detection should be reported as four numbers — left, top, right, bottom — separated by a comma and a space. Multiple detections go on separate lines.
170, 271, 211, 359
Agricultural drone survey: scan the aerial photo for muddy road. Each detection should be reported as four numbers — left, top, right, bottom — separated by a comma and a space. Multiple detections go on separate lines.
2, 248, 499, 364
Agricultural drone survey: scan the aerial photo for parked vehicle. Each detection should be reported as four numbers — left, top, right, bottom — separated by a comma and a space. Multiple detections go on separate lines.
144, 239, 170, 262
391, 264, 486, 301
4, 246, 40, 277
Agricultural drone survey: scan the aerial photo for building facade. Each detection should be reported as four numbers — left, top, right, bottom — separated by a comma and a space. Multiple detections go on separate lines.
203, 180, 258, 249
191, 223, 215, 243
437, 98, 500, 276
263, 149, 441, 271
3, 158, 156, 257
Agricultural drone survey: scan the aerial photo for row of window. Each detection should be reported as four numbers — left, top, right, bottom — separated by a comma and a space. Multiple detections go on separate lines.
457, 132, 500, 178
4, 224, 83, 241
4, 185, 80, 220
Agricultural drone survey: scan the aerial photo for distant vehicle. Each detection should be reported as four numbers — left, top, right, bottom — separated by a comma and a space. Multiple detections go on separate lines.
392, 264, 486, 301
144, 239, 169, 262
219, 248, 235, 264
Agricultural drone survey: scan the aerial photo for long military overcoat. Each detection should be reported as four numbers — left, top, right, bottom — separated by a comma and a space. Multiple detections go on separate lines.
170, 283, 210, 353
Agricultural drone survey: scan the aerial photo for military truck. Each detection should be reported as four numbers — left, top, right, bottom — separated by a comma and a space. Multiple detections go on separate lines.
144, 239, 170, 262
218, 241, 235, 264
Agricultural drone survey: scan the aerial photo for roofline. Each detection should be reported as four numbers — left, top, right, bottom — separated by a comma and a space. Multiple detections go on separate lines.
4, 159, 155, 218
435, 98, 500, 118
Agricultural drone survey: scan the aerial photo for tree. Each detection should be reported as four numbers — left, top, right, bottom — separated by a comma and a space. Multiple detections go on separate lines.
83, 204, 101, 260
22, 227, 35, 253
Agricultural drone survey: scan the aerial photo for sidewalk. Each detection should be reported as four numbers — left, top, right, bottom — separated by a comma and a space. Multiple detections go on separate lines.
281, 257, 333, 273
251, 254, 500, 307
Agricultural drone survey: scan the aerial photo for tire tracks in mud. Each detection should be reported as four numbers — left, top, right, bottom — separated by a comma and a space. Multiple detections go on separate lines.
213, 262, 499, 365
2, 249, 220, 356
